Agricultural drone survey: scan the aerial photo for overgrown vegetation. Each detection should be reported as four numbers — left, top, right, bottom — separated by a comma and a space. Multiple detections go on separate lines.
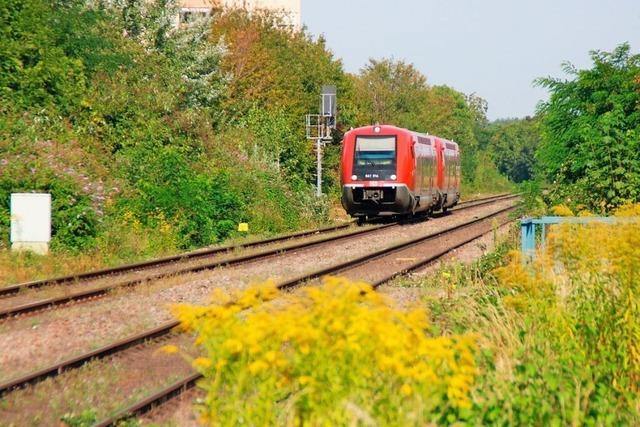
0, 1, 341, 265
419, 208, 640, 424
166, 207, 639, 423
1, 0, 520, 282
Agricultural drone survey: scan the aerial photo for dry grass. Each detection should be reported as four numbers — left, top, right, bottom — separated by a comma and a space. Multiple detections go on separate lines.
0, 250, 107, 287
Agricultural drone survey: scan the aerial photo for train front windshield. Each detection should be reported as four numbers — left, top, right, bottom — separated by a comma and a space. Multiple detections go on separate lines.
353, 136, 397, 180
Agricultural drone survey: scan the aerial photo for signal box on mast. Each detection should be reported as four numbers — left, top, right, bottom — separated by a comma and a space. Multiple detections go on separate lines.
306, 85, 337, 197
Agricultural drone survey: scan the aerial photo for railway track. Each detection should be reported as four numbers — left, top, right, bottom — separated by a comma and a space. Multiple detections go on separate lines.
93, 203, 517, 427
0, 193, 516, 320
0, 196, 518, 425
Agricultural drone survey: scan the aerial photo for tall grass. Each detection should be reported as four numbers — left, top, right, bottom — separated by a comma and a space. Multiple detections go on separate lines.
423, 206, 640, 424
0, 213, 180, 287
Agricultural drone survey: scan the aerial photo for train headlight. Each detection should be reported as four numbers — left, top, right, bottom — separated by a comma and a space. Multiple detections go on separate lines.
351, 175, 358, 180
390, 174, 397, 180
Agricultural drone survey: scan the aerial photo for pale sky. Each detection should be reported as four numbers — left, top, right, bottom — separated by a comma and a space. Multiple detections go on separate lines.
302, 0, 640, 120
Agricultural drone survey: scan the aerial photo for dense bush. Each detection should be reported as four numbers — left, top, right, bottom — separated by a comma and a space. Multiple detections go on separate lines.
0, 0, 87, 113
1, 0, 517, 261
536, 43, 640, 212
116, 144, 245, 246
0, 1, 332, 256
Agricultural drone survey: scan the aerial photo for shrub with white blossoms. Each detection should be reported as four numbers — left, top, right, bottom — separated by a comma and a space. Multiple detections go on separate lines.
105, 0, 227, 111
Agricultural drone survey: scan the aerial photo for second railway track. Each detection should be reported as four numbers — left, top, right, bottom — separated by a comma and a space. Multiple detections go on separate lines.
0, 193, 517, 320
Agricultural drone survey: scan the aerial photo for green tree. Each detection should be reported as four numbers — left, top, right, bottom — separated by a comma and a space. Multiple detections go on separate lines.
209, 9, 354, 186
352, 58, 510, 190
536, 43, 640, 210
484, 117, 541, 183
0, 0, 87, 113
353, 58, 428, 127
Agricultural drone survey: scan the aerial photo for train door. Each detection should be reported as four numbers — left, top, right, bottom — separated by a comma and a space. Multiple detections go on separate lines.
412, 138, 422, 196
442, 142, 460, 208
454, 150, 460, 189
435, 139, 444, 193
429, 149, 435, 195
426, 144, 436, 202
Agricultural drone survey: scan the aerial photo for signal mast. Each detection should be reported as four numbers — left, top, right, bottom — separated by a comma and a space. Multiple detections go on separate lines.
305, 85, 337, 197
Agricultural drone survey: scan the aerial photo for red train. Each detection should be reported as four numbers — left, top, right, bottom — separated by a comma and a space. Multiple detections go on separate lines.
340, 125, 461, 219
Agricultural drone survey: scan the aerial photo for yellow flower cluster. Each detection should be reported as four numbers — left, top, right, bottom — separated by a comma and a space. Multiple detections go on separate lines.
171, 277, 477, 425
496, 204, 640, 392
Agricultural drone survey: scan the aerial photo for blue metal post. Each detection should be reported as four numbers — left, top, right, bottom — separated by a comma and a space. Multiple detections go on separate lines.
520, 219, 535, 260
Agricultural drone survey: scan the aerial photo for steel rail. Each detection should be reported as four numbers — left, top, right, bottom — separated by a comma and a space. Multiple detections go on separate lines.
275, 204, 516, 289
370, 214, 515, 287
0, 223, 355, 298
0, 223, 393, 320
0, 194, 517, 320
92, 374, 201, 427
0, 193, 513, 299
91, 206, 517, 427
0, 200, 516, 399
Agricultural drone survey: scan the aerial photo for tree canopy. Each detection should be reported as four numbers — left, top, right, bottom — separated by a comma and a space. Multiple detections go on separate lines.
351, 58, 511, 192
536, 43, 640, 211
481, 117, 540, 183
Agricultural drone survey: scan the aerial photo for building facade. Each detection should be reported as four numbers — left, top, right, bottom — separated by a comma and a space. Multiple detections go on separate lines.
179, 0, 301, 29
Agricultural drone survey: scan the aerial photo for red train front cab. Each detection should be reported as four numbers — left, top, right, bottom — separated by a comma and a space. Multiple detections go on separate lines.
340, 125, 417, 216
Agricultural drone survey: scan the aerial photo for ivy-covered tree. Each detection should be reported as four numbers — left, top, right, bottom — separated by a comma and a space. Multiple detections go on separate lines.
536, 43, 640, 210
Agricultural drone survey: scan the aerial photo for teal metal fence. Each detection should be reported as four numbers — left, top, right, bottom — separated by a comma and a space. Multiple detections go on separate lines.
520, 216, 618, 260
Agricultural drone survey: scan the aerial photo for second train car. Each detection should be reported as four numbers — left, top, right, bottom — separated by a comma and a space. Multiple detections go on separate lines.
340, 124, 461, 219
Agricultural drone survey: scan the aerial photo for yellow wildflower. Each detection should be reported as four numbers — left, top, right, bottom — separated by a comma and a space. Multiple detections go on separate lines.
298, 376, 313, 386
172, 276, 479, 424
192, 357, 213, 370
248, 360, 269, 375
265, 350, 277, 363
400, 384, 413, 396
159, 344, 179, 354
223, 339, 243, 354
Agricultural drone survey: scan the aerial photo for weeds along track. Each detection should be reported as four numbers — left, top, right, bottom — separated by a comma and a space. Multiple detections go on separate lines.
0, 194, 516, 320
0, 223, 358, 297
0, 198, 518, 425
